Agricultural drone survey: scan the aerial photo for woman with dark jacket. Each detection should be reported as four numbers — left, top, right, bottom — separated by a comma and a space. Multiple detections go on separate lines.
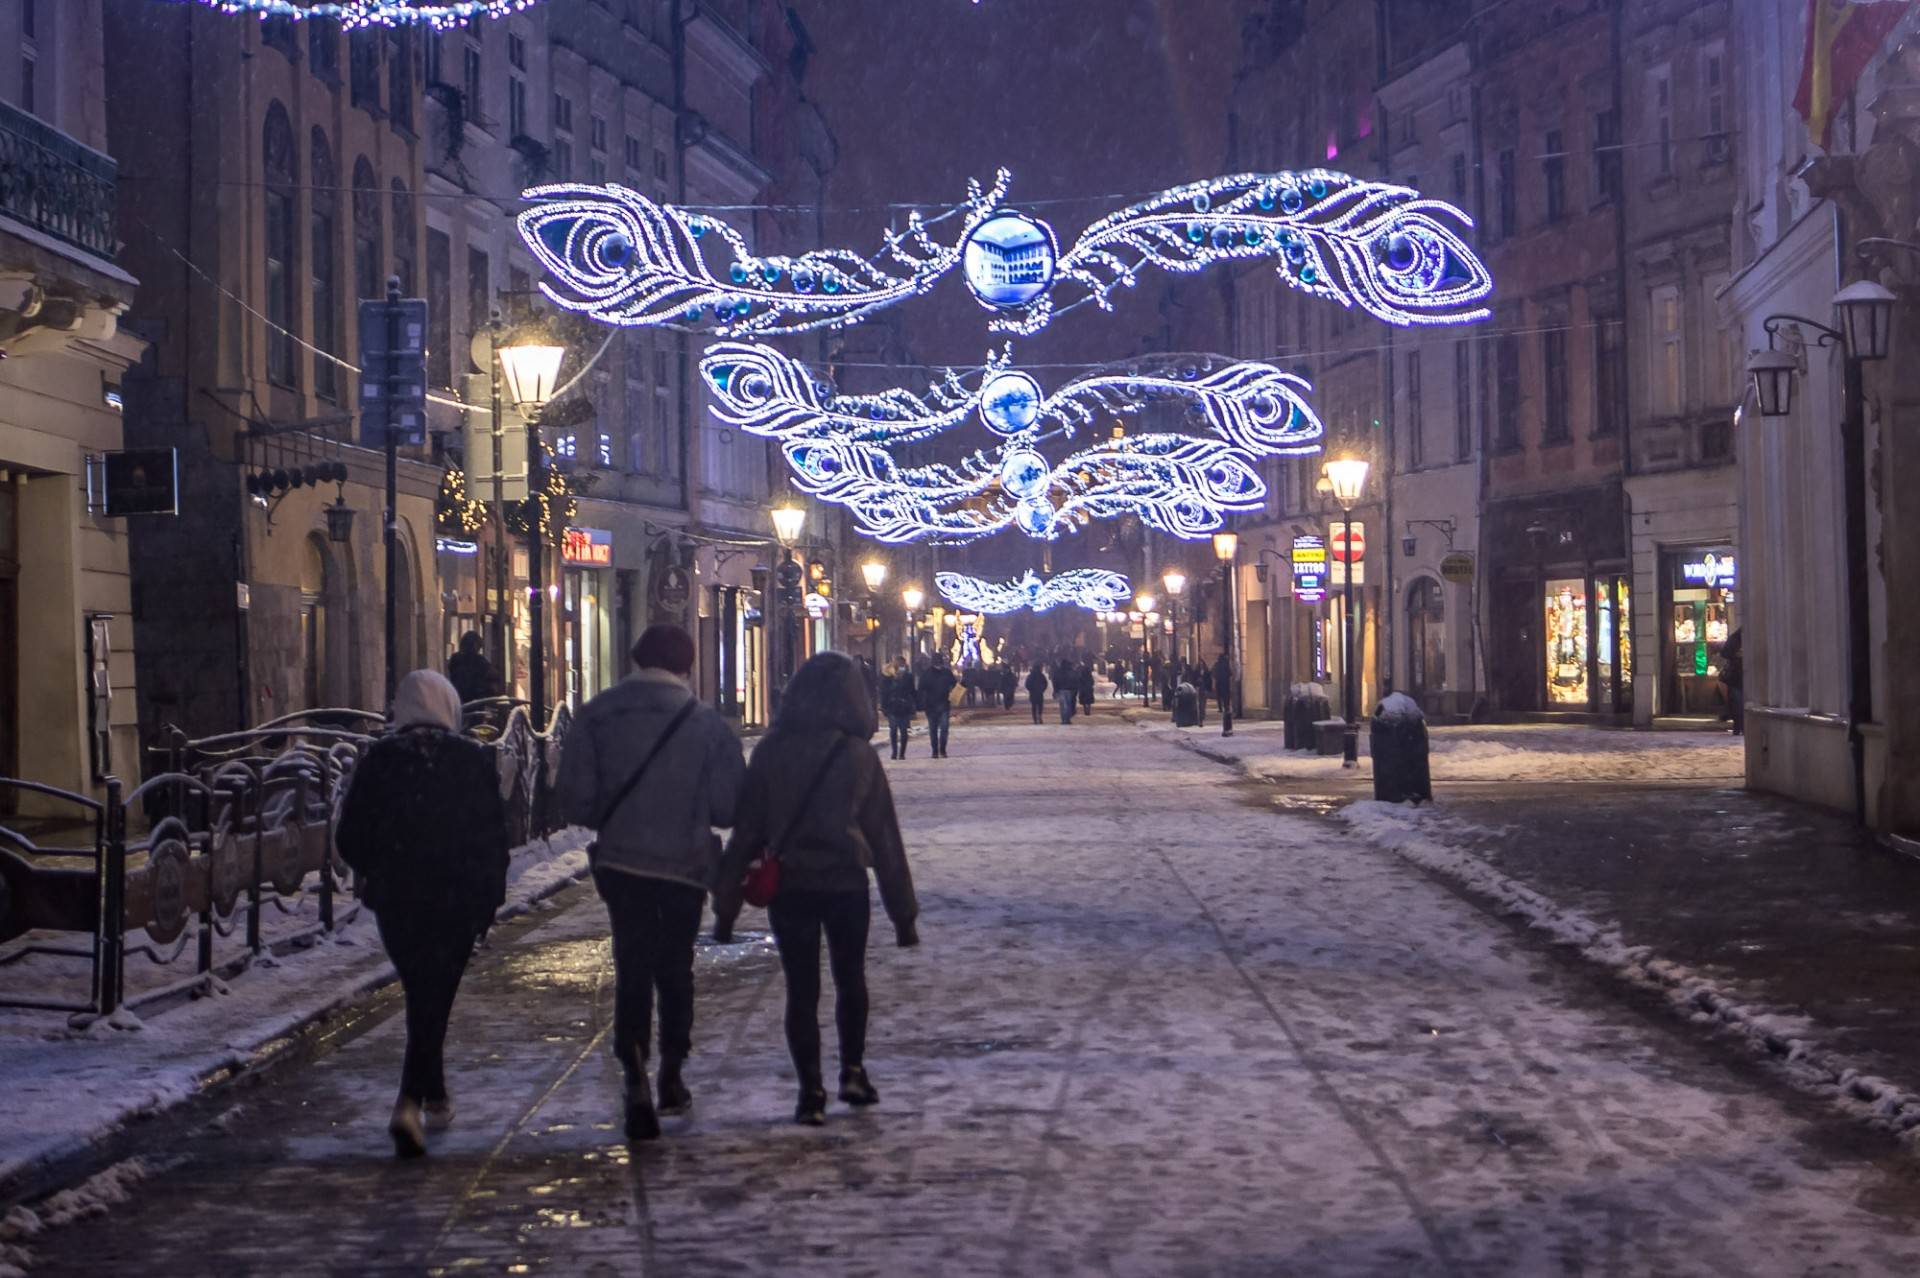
336, 670, 509, 1158
881, 664, 917, 760
1077, 663, 1096, 713
714, 653, 919, 1126
1025, 662, 1049, 724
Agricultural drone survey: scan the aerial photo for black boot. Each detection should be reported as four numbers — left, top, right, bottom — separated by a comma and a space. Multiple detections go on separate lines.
795, 1078, 828, 1126
838, 1065, 879, 1106
657, 1058, 692, 1116
625, 1073, 661, 1141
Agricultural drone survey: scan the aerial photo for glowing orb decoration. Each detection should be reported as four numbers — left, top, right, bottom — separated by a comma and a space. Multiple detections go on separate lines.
936, 569, 1134, 615
961, 212, 1060, 309
980, 370, 1043, 435
523, 170, 1491, 339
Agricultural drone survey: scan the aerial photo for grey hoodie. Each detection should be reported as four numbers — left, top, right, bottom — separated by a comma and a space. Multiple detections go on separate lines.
557, 669, 745, 888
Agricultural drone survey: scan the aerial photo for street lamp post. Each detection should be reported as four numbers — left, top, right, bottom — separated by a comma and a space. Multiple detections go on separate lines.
1136, 592, 1158, 705
770, 498, 807, 712
1213, 530, 1238, 737
1744, 277, 1895, 825
498, 329, 567, 733
901, 585, 925, 665
1323, 457, 1371, 767
862, 559, 888, 669
1162, 567, 1187, 702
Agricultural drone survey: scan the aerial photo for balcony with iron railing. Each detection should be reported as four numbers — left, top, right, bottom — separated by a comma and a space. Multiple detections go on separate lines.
0, 96, 119, 263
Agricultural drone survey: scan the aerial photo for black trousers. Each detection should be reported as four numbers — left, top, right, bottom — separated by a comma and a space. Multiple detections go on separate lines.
593, 869, 705, 1079
377, 911, 475, 1105
925, 706, 951, 754
887, 713, 912, 756
767, 889, 871, 1086
1029, 694, 1045, 724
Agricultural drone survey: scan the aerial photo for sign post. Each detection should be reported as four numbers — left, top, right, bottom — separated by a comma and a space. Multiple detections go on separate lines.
359, 279, 428, 709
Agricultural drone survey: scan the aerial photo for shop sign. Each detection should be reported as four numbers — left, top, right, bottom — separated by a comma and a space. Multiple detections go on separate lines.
1291, 535, 1327, 605
804, 591, 830, 619
436, 537, 479, 556
653, 564, 691, 614
1440, 551, 1476, 584
1679, 551, 1736, 590
562, 526, 613, 567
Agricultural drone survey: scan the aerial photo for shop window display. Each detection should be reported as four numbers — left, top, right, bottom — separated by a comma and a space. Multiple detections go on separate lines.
1545, 579, 1588, 705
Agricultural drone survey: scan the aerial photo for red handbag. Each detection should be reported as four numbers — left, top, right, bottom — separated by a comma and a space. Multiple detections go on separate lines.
741, 854, 781, 909
739, 739, 845, 909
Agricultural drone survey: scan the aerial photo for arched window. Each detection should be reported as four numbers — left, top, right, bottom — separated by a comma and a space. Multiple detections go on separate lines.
352, 157, 381, 306
1407, 577, 1446, 699
310, 129, 338, 401
263, 102, 298, 387
390, 179, 416, 295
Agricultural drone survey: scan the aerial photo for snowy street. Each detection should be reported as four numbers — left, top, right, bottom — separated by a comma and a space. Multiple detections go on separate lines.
16, 718, 1920, 1276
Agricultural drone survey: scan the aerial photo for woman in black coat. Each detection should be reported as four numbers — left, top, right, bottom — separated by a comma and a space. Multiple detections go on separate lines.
1077, 664, 1095, 713
881, 664, 917, 759
336, 670, 509, 1158
1025, 663, 1049, 724
715, 653, 918, 1126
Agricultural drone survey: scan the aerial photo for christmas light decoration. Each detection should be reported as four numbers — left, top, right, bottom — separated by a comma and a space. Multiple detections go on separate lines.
519, 175, 1012, 338
701, 342, 1317, 543
936, 569, 1134, 615
183, 1, 542, 29
523, 170, 1489, 338
436, 467, 487, 536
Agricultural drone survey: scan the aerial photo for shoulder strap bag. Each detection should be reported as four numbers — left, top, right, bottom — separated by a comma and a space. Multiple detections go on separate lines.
587, 698, 698, 859
741, 735, 848, 908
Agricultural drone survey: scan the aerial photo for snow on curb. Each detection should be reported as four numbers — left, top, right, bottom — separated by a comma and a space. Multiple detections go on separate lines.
0, 828, 593, 1206
1339, 800, 1920, 1151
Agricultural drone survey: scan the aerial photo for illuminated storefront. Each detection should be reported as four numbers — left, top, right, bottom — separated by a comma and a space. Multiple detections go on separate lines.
562, 527, 615, 707
1663, 548, 1736, 717
1486, 487, 1631, 716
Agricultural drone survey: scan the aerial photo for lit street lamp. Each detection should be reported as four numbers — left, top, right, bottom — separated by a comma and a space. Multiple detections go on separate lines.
862, 559, 888, 668
1212, 530, 1239, 737
497, 327, 566, 734
1162, 568, 1186, 674
770, 497, 807, 709
1323, 456, 1370, 767
901, 585, 925, 662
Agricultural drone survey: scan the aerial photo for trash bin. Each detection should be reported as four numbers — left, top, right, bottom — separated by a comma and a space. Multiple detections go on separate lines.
1313, 717, 1347, 755
1370, 692, 1432, 803
1173, 683, 1202, 728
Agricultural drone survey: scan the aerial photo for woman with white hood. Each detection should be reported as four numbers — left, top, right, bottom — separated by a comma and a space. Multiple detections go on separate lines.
336, 669, 510, 1158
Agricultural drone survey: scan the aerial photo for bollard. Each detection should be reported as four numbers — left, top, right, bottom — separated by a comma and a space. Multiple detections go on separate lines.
1282, 685, 1302, 750
1370, 692, 1433, 804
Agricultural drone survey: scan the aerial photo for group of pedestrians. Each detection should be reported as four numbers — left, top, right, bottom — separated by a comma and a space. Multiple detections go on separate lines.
335, 625, 918, 1159
878, 654, 958, 759
1024, 655, 1097, 724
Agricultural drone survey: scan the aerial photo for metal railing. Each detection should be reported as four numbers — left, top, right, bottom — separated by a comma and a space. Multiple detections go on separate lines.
0, 701, 571, 1021
0, 97, 118, 262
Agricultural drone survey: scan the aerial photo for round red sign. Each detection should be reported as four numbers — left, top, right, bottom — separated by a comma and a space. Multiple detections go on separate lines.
1330, 526, 1366, 563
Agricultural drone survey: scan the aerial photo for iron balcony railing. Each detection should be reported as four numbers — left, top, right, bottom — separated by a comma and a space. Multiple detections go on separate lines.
0, 96, 118, 262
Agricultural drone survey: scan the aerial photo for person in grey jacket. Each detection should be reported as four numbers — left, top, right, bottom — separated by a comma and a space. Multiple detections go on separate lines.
558, 623, 745, 1141
713, 651, 918, 1127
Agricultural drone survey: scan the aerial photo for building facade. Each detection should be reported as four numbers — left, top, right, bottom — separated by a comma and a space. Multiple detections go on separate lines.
0, 0, 147, 800
1723, 0, 1920, 836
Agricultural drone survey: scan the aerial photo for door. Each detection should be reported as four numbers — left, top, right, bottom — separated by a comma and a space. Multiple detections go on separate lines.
1407, 578, 1446, 707
0, 483, 17, 790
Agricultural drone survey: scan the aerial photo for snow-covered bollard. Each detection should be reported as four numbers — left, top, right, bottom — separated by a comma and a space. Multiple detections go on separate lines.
1370, 692, 1432, 804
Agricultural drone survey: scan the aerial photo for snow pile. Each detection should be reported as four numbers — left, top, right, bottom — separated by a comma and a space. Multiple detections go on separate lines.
0, 1158, 148, 1276
1373, 691, 1425, 722
1338, 800, 1920, 1149
1139, 717, 1743, 784
0, 827, 592, 1196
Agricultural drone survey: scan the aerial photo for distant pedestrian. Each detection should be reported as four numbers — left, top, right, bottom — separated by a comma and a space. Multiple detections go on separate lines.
920, 655, 957, 757
1077, 663, 1095, 714
881, 663, 917, 759
336, 669, 509, 1159
1026, 662, 1049, 724
1000, 664, 1018, 710
1054, 660, 1078, 724
1720, 627, 1745, 736
445, 631, 498, 710
714, 653, 919, 1126
1213, 651, 1235, 737
558, 624, 745, 1142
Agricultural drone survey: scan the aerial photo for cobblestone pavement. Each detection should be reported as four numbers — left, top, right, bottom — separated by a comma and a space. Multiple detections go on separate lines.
27, 722, 1920, 1276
